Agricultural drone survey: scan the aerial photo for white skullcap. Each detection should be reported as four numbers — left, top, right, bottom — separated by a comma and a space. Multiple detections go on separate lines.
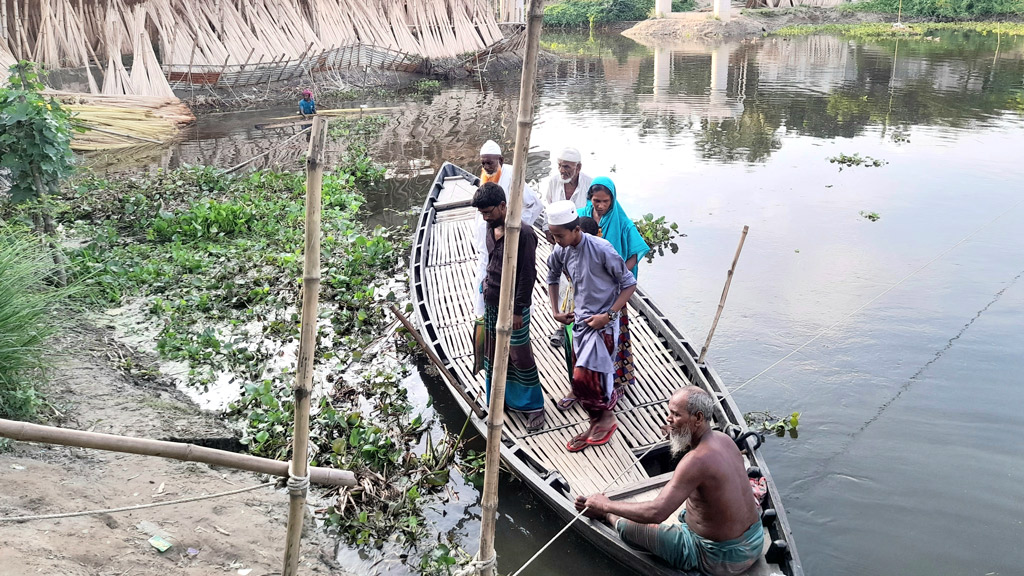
558, 147, 581, 163
548, 200, 579, 226
480, 140, 502, 156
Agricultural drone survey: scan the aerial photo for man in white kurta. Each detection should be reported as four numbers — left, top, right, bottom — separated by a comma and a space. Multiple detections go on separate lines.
540, 147, 592, 236
540, 147, 592, 347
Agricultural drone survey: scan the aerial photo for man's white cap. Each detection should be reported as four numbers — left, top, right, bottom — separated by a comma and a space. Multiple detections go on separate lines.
558, 147, 581, 163
548, 200, 579, 226
480, 140, 502, 156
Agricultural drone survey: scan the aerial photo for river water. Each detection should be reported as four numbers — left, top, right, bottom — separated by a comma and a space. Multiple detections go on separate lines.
150, 28, 1024, 575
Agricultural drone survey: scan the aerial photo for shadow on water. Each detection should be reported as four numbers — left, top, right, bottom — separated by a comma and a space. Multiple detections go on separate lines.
93, 27, 1024, 575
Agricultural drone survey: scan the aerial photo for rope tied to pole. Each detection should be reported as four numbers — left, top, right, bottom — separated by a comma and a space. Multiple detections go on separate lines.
287, 461, 310, 495
453, 553, 497, 576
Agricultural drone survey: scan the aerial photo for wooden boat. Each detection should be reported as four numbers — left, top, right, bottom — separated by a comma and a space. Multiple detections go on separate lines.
409, 162, 804, 576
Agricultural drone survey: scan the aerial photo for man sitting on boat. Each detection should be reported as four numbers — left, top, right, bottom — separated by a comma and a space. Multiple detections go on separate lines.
472, 182, 546, 431
546, 200, 637, 452
575, 386, 764, 576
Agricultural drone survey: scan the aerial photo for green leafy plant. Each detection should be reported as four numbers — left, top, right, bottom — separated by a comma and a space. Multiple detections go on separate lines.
327, 114, 389, 141
828, 153, 887, 171
415, 79, 442, 95
633, 213, 682, 262
744, 411, 800, 437
544, 0, 655, 27
0, 62, 76, 205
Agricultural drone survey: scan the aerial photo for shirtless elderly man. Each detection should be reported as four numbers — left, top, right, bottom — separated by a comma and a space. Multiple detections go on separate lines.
575, 386, 764, 575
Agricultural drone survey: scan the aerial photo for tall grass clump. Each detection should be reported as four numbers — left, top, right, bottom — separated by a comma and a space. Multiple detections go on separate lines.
0, 227, 68, 420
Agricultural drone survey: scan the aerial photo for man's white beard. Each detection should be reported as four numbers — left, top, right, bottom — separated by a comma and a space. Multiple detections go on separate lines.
559, 175, 574, 184
669, 427, 692, 458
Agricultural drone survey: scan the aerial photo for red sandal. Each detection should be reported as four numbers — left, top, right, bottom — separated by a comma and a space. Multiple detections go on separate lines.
586, 423, 618, 447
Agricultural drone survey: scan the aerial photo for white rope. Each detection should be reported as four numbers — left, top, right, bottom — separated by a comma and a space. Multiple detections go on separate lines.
0, 481, 276, 523
723, 196, 1024, 401
508, 441, 661, 576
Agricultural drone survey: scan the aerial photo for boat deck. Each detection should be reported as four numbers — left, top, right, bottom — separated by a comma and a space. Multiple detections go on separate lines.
425, 206, 686, 496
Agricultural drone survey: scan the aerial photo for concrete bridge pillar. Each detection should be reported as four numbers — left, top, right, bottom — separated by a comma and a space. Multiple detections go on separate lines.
655, 0, 672, 18
713, 0, 731, 21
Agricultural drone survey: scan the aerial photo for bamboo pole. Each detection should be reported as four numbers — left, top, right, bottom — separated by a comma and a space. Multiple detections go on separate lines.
0, 418, 355, 487
281, 114, 328, 576
388, 303, 487, 420
476, 0, 543, 573
698, 225, 749, 365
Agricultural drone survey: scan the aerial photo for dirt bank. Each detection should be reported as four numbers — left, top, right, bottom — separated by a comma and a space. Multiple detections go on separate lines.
622, 7, 902, 40
0, 323, 350, 576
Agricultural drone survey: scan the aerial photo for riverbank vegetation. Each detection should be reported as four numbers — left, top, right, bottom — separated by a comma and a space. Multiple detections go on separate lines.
774, 21, 1024, 37
848, 0, 1024, 19
544, 0, 695, 27
0, 229, 72, 422
7, 160, 485, 562
1, 63, 484, 566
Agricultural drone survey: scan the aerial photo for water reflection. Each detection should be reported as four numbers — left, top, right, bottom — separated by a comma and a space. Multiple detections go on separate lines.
539, 30, 1023, 165
88, 30, 1024, 575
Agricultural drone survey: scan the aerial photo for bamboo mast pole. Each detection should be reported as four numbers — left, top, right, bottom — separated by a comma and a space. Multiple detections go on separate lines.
282, 115, 328, 576
698, 225, 748, 365
0, 418, 355, 486
476, 0, 543, 573
2, 0, 8, 48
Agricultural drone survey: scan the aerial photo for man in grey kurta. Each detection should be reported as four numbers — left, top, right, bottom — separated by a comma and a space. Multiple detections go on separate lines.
546, 200, 637, 452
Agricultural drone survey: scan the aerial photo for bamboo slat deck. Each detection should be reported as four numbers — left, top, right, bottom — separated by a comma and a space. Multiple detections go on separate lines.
425, 204, 692, 496
413, 164, 803, 576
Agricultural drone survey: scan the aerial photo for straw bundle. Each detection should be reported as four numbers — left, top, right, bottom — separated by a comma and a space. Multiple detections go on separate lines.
127, 6, 175, 98
101, 9, 132, 95
47, 90, 194, 151
5, 0, 509, 74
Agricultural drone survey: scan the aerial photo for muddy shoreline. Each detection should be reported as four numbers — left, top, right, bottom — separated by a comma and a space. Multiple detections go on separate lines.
0, 322, 349, 576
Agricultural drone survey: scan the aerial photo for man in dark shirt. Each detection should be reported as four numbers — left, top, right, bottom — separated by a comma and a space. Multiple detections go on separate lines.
472, 182, 545, 431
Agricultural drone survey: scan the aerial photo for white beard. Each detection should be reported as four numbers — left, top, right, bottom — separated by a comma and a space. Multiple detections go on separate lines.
669, 428, 692, 458
559, 176, 574, 185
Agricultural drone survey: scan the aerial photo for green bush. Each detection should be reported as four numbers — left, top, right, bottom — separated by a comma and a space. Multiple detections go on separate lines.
854, 0, 1024, 18
0, 227, 69, 420
544, 0, 655, 26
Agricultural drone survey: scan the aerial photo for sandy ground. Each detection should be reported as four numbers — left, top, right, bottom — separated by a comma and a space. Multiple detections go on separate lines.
0, 324, 350, 576
622, 7, 894, 40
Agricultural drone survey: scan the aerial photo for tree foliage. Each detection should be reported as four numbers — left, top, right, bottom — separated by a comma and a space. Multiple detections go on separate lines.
0, 61, 76, 205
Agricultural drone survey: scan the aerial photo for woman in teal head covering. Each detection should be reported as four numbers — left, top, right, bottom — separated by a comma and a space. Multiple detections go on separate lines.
560, 175, 644, 411
578, 176, 650, 279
